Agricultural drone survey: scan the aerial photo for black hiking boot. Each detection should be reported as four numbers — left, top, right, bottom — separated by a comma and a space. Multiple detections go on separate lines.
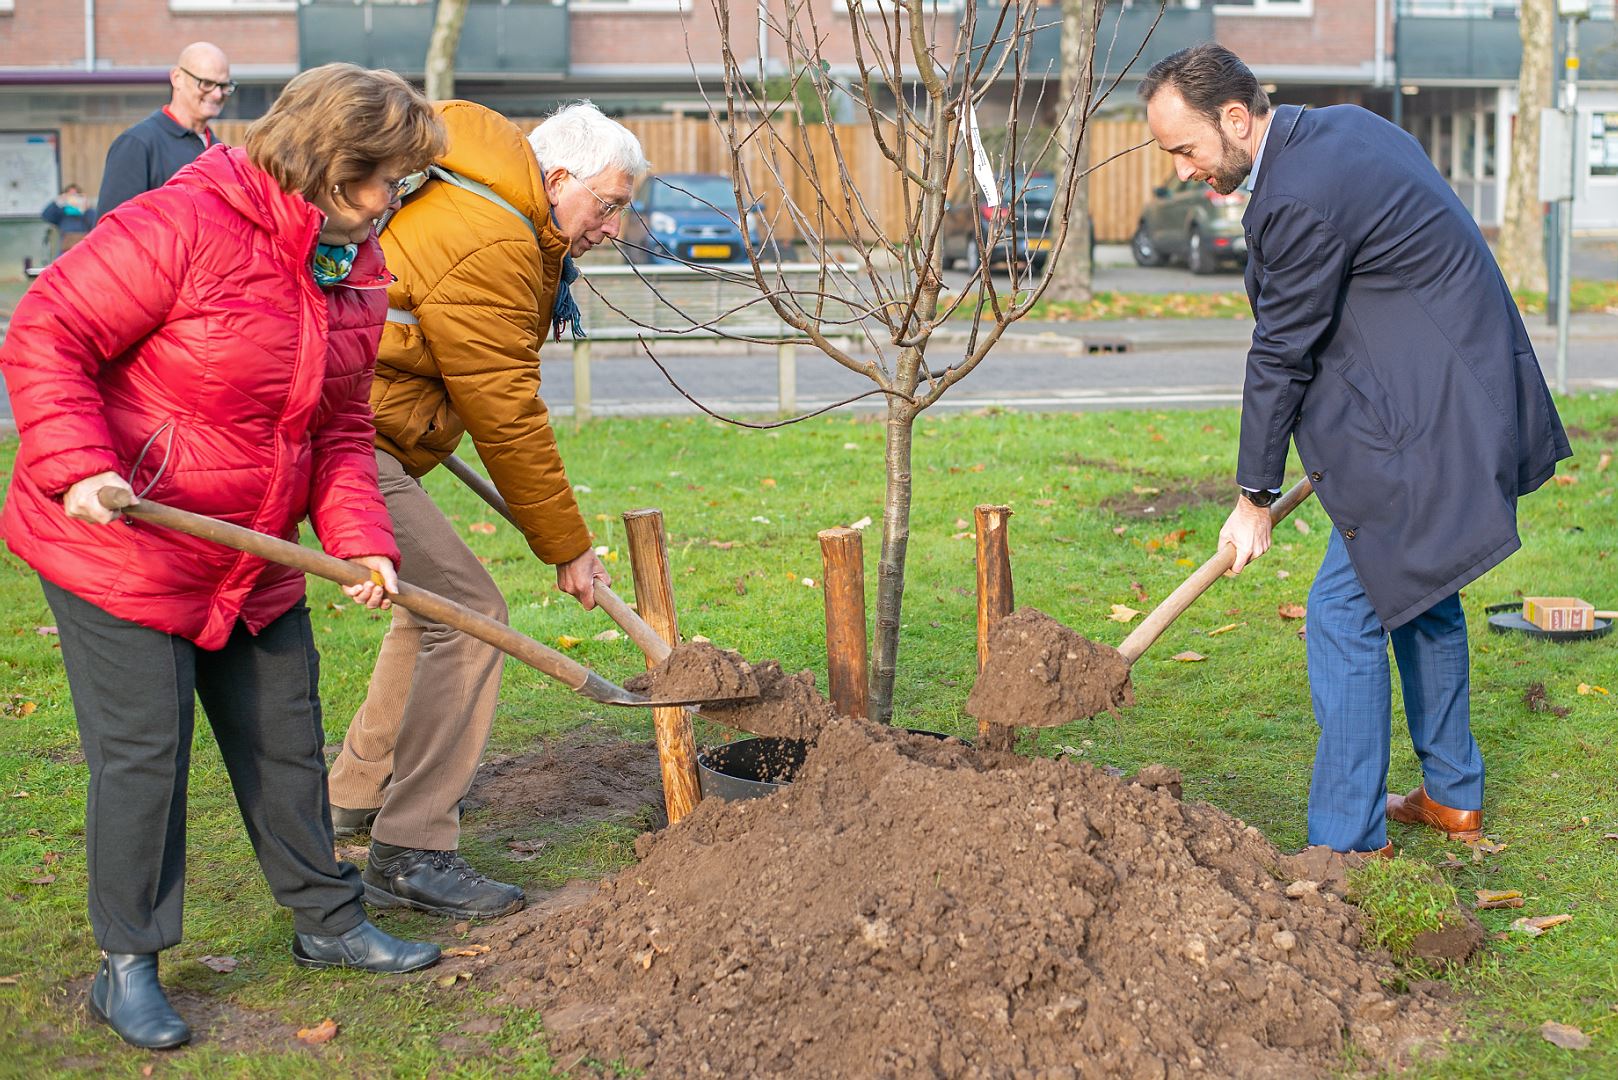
362, 843, 525, 920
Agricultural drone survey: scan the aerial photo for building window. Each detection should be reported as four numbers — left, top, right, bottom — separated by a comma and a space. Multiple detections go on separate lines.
570, 0, 689, 11
1215, 0, 1313, 15
168, 0, 297, 11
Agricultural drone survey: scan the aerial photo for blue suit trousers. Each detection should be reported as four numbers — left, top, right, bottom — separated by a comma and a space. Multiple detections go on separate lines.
1304, 531, 1483, 852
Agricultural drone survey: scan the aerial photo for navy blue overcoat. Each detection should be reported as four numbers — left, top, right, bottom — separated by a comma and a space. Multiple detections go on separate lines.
1239, 104, 1571, 629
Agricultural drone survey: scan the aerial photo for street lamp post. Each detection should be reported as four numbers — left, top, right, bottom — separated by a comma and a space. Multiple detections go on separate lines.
1555, 0, 1590, 396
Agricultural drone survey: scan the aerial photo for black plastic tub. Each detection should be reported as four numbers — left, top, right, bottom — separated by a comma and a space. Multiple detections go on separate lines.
697, 729, 965, 803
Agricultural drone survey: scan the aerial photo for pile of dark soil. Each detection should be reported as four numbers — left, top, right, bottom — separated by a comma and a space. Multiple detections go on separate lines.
466, 718, 1453, 1078
624, 641, 760, 705
696, 660, 837, 739
967, 607, 1135, 729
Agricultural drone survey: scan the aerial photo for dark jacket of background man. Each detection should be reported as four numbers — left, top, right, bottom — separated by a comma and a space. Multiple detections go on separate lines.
96, 110, 218, 219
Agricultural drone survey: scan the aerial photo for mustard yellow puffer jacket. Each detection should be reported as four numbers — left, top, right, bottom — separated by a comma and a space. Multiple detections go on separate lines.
370, 100, 590, 565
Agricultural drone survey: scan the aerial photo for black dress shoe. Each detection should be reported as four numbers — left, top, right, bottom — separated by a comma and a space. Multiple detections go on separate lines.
363, 843, 525, 920
330, 805, 380, 840
87, 952, 191, 1050
291, 919, 440, 974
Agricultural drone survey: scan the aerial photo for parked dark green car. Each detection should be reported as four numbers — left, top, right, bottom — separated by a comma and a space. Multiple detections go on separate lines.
1130, 179, 1248, 274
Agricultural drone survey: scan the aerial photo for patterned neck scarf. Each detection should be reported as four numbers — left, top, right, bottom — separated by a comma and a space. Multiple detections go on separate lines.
553, 255, 585, 341
311, 242, 357, 288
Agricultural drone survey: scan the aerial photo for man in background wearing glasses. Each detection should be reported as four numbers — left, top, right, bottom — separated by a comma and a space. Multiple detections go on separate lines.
96, 43, 232, 219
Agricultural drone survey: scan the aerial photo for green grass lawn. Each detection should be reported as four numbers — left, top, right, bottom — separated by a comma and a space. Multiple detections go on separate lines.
2, 398, 1615, 1077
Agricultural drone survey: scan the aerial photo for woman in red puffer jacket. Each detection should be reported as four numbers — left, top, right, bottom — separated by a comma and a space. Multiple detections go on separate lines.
0, 64, 447, 1051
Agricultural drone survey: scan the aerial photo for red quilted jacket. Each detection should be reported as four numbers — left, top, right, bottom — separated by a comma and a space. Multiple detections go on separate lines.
0, 145, 399, 649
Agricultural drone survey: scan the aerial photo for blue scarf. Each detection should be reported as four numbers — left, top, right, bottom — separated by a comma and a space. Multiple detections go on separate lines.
553, 254, 585, 341
311, 242, 357, 287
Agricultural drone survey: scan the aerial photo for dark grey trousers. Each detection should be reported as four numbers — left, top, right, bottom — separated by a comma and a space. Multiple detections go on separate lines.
42, 579, 367, 954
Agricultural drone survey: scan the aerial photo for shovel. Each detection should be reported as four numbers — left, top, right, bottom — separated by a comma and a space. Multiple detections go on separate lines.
95, 488, 718, 708
969, 478, 1316, 731
439, 454, 671, 662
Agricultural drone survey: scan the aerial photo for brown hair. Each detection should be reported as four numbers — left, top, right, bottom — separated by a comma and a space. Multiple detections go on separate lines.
1138, 44, 1271, 127
245, 63, 446, 204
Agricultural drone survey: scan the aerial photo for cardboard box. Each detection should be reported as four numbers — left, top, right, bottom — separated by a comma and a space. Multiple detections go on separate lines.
1522, 597, 1595, 632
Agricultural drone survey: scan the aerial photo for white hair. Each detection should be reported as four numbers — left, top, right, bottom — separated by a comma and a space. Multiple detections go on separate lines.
528, 101, 650, 182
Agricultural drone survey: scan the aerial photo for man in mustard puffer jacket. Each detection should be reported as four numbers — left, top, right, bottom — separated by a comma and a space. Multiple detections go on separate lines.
328, 100, 650, 918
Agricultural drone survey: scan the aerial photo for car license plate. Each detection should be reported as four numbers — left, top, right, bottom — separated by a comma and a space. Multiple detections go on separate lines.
1026, 238, 1052, 252
691, 244, 732, 259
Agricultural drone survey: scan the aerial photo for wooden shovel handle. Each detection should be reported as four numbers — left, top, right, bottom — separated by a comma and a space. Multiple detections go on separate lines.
439, 453, 671, 661
95, 487, 597, 693
1116, 478, 1315, 665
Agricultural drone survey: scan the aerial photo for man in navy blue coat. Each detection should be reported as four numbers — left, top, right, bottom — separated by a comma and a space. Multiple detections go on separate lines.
1141, 45, 1570, 855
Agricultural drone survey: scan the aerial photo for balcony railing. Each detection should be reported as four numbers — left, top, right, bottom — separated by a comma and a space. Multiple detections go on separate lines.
969, 1, 1216, 81
1396, 2, 1618, 81
298, 0, 569, 78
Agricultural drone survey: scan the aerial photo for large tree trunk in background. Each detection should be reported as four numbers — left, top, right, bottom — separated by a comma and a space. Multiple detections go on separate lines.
425, 0, 470, 101
1499, 0, 1553, 293
1044, 0, 1101, 304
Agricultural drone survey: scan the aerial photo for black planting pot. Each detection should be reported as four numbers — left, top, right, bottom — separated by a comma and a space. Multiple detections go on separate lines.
697, 729, 966, 803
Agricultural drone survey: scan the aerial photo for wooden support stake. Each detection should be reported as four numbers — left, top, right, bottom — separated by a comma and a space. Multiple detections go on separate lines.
623, 508, 701, 824
974, 505, 1015, 745
572, 338, 592, 424
818, 526, 870, 719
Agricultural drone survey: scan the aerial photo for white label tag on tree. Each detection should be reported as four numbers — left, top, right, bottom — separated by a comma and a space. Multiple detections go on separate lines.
965, 105, 1000, 208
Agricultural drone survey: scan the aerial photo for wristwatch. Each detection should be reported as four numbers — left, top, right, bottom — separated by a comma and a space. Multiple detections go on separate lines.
1240, 486, 1279, 508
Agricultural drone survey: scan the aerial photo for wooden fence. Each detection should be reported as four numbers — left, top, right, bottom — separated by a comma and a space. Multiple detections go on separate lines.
54, 115, 1165, 244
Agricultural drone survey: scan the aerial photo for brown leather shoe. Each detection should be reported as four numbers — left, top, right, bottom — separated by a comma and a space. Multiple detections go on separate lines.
1386, 785, 1482, 842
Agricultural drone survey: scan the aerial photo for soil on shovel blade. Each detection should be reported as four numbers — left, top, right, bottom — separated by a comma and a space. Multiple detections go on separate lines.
466, 718, 1454, 1078
694, 659, 837, 740
967, 607, 1136, 729
624, 641, 760, 705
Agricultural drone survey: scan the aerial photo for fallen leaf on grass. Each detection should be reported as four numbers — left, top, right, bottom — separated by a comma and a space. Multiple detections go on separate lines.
1174, 557, 1197, 568
1033, 499, 1056, 508
335, 844, 369, 863
26, 874, 55, 886
1131, 486, 1161, 496
1604, 833, 1618, 842
849, 516, 873, 530
1470, 839, 1509, 856
1108, 604, 1141, 623
1577, 683, 1609, 696
4, 700, 37, 718
8, 791, 28, 799
1540, 1020, 1592, 1050
0, 975, 19, 985
1475, 889, 1524, 910
1171, 651, 1207, 663
507, 838, 548, 862
1598, 451, 1612, 474
1112, 525, 1128, 536
1207, 622, 1242, 637
1511, 914, 1573, 937
1552, 474, 1580, 487
35, 626, 57, 635
555, 635, 584, 650
1278, 603, 1307, 620
443, 944, 491, 958
1161, 529, 1191, 548
707, 540, 737, 550
1293, 519, 1311, 534
467, 522, 497, 535
435, 972, 471, 988
592, 630, 621, 642
199, 955, 238, 973
296, 1018, 339, 1045
760, 477, 777, 488
1275, 569, 1291, 580
1131, 581, 1149, 603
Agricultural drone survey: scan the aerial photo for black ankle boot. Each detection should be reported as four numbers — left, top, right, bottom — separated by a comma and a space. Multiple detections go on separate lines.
363, 843, 525, 919
291, 919, 440, 974
87, 952, 191, 1050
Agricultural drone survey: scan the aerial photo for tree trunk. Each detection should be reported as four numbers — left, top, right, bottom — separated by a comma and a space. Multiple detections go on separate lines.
1044, 0, 1101, 304
424, 0, 470, 102
1499, 0, 1553, 293
867, 397, 917, 725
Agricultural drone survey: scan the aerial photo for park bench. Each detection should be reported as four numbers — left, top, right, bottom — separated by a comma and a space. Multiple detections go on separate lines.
568, 262, 861, 421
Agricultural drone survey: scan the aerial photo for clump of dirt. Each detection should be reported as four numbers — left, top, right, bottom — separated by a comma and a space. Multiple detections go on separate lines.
1128, 763, 1183, 800
467, 718, 1454, 1078
697, 660, 837, 740
465, 728, 666, 830
966, 607, 1135, 730
624, 641, 760, 705
1523, 682, 1571, 718
1408, 911, 1485, 966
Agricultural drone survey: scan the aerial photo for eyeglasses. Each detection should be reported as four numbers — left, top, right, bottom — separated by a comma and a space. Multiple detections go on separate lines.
384, 174, 415, 200
568, 174, 628, 218
178, 67, 238, 97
